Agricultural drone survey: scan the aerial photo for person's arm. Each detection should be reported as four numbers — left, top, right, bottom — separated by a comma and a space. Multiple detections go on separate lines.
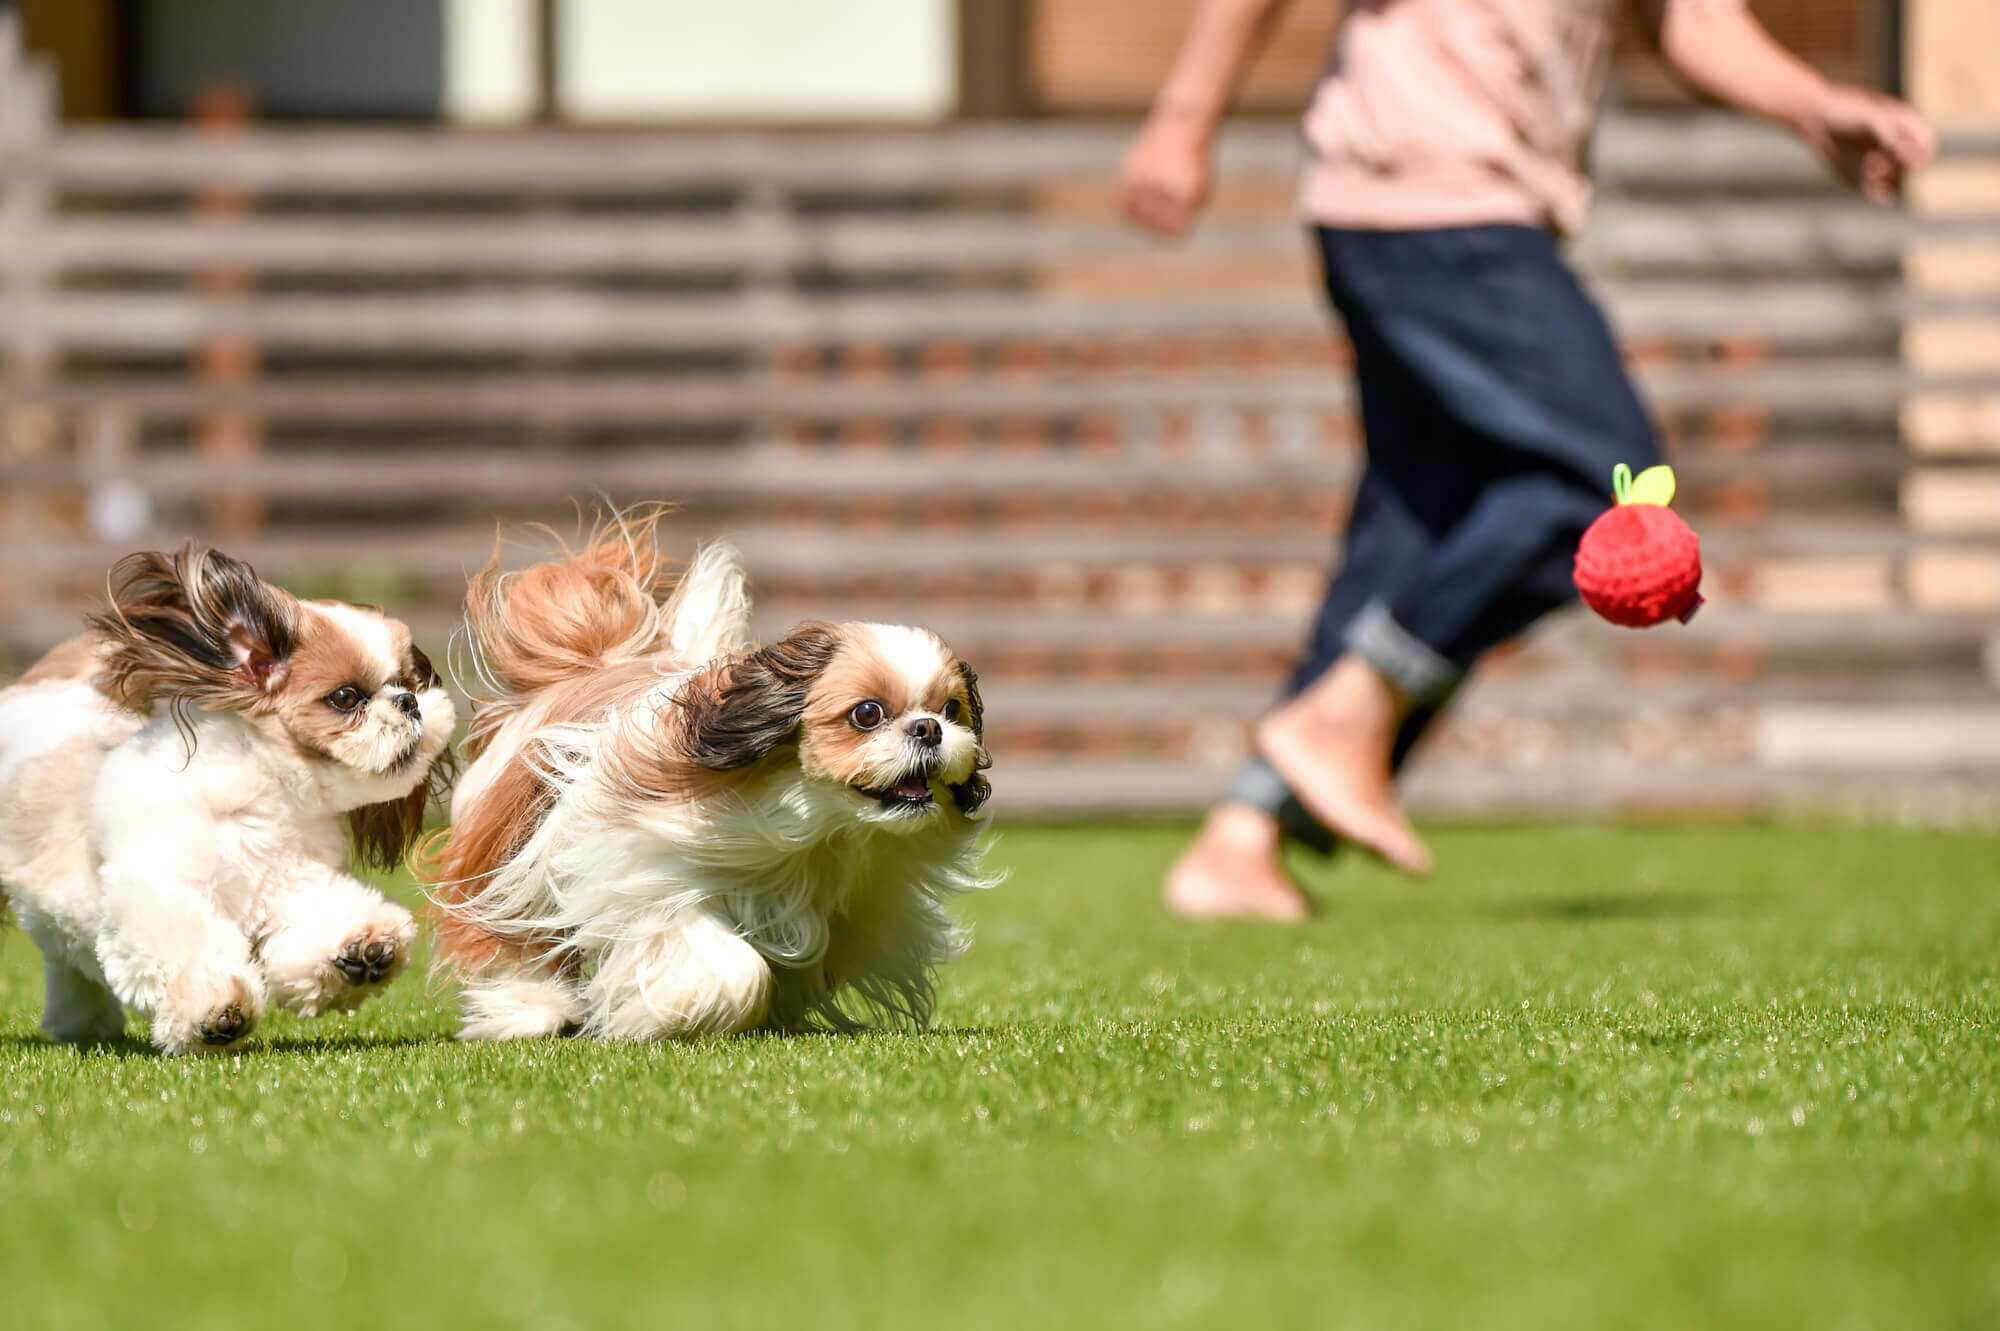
1644, 0, 1935, 202
1114, 0, 1299, 237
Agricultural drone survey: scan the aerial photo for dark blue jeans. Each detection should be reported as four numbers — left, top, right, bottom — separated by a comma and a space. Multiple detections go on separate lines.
1230, 224, 1661, 850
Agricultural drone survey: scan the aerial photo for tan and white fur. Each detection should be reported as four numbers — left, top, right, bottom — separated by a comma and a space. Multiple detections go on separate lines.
429, 517, 997, 1042
0, 547, 455, 1054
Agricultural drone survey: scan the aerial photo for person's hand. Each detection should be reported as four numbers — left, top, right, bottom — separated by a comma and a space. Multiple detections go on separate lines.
1114, 112, 1215, 238
1800, 84, 1936, 203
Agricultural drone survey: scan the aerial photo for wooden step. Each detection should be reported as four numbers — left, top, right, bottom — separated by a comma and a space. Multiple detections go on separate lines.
36, 200, 1908, 278
2, 437, 1915, 510
984, 758, 2000, 818
976, 670, 2000, 727
30, 360, 1928, 428
7, 590, 1992, 677
17, 280, 1913, 354
19, 115, 1842, 195
2, 514, 1972, 591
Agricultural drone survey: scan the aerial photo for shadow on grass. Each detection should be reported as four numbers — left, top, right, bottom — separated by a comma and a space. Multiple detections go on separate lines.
1471, 891, 1736, 922
259, 1032, 451, 1054
733, 1025, 1004, 1045
0, 1030, 455, 1058
3, 1023, 1009, 1058
0, 1032, 156, 1057
260, 1026, 1011, 1056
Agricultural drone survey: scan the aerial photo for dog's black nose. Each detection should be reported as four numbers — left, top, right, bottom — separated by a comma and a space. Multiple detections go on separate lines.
908, 717, 942, 746
394, 691, 420, 719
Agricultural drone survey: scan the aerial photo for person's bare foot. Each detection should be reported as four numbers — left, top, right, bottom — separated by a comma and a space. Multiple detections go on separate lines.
1257, 655, 1433, 876
1163, 804, 1312, 921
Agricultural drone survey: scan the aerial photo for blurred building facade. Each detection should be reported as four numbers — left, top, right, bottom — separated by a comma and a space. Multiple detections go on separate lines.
2, 1, 1996, 820
16, 0, 1901, 124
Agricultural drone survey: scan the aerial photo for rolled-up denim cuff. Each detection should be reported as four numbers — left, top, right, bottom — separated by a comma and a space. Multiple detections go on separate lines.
1223, 757, 1338, 856
1225, 755, 1292, 816
1346, 600, 1462, 705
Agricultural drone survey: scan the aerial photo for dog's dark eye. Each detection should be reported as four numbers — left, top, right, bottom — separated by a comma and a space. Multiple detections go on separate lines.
408, 647, 437, 689
325, 685, 366, 713
849, 700, 887, 731
942, 698, 962, 723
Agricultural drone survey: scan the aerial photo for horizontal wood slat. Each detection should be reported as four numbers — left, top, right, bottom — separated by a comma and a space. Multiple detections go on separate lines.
5, 602, 1987, 687
19, 361, 1935, 425
0, 437, 1915, 505
8, 117, 1843, 193
6, 282, 1912, 352
24, 202, 1910, 275
977, 672, 2000, 726
1003, 759, 2000, 819
1, 519, 1970, 585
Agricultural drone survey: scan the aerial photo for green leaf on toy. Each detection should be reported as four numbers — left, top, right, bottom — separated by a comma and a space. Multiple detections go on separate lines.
1628, 465, 1677, 507
1612, 463, 1676, 507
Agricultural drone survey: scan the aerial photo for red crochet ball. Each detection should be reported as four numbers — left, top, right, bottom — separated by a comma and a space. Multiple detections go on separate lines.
1573, 503, 1703, 628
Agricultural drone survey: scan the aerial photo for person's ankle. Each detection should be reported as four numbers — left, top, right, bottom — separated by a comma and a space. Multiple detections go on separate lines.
1353, 652, 1422, 718
1286, 653, 1410, 734
1203, 802, 1282, 854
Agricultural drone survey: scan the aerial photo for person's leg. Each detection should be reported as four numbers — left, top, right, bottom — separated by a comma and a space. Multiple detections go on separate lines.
1168, 230, 1479, 914
1360, 224, 1662, 668
1168, 470, 1441, 917
1232, 459, 1461, 841
1257, 225, 1661, 872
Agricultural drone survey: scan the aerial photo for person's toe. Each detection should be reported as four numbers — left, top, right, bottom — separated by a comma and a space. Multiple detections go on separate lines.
1361, 814, 1432, 877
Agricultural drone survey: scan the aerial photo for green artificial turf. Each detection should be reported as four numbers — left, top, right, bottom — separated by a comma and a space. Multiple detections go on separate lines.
1, 822, 1995, 1330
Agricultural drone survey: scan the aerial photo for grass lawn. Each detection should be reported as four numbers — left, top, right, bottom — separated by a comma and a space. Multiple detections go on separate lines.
0, 821, 1995, 1330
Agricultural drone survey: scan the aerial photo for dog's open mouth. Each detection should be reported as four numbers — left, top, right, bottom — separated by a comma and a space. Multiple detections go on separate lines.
859, 776, 935, 812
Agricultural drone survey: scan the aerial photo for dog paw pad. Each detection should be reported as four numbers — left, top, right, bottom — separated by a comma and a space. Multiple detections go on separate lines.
333, 937, 400, 986
198, 1003, 251, 1046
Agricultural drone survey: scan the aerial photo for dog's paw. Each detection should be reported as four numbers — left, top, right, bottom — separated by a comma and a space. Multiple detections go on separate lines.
154, 974, 263, 1055
197, 1001, 253, 1047
321, 905, 417, 1010
333, 937, 399, 987
456, 974, 587, 1041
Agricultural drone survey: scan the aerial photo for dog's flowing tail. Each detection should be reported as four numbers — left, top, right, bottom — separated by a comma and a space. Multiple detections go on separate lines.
430, 509, 756, 973
458, 510, 753, 758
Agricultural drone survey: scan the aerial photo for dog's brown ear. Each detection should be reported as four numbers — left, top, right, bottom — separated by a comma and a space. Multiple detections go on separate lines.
676, 622, 843, 771
87, 545, 297, 710
347, 781, 431, 874
949, 657, 992, 815
953, 659, 987, 743
949, 773, 992, 816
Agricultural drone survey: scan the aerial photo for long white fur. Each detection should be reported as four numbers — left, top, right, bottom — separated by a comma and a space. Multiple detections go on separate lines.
663, 542, 757, 666
446, 544, 998, 1042
0, 633, 452, 1054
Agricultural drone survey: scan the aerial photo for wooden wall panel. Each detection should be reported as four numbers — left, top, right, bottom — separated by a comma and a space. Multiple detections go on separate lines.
1028, 0, 1890, 115
18, 0, 118, 120
1615, 0, 1887, 103
1027, 0, 1338, 113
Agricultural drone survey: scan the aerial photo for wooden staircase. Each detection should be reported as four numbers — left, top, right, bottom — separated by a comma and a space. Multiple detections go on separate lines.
2, 23, 1994, 819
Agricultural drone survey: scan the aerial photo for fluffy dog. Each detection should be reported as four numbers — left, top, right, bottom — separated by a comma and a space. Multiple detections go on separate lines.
0, 547, 455, 1053
429, 518, 997, 1041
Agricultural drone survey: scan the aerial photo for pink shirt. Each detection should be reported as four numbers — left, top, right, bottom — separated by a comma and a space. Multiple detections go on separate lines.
1299, 0, 1720, 235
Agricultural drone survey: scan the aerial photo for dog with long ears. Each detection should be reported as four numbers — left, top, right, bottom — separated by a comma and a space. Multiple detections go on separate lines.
0, 547, 455, 1053
429, 513, 997, 1041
